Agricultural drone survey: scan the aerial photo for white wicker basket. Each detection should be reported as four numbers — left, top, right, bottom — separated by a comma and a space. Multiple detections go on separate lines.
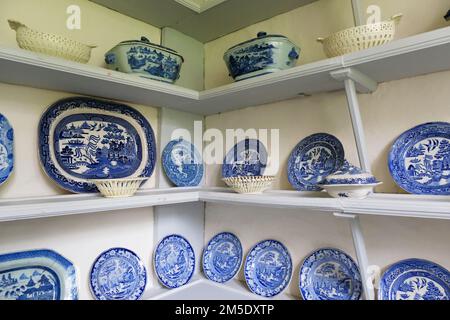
91, 178, 148, 198
8, 20, 96, 63
223, 176, 275, 194
317, 14, 402, 58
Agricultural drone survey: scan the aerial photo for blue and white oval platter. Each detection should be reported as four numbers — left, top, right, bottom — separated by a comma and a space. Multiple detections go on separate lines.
389, 122, 450, 195
203, 232, 243, 283
288, 133, 345, 191
0, 114, 13, 186
299, 248, 362, 300
379, 259, 450, 300
39, 97, 156, 193
90, 248, 147, 300
154, 235, 195, 289
222, 139, 268, 178
162, 139, 203, 187
244, 240, 292, 297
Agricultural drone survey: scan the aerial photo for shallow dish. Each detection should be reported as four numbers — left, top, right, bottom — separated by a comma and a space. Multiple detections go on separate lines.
0, 114, 14, 186
222, 139, 268, 178
222, 175, 275, 194
91, 177, 148, 198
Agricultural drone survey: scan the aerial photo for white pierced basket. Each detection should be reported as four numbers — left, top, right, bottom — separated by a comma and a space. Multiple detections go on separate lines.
317, 14, 402, 58
223, 176, 275, 194
91, 178, 148, 198
8, 20, 96, 63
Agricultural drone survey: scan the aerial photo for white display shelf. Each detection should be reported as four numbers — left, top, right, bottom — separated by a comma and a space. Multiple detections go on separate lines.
1, 26, 450, 115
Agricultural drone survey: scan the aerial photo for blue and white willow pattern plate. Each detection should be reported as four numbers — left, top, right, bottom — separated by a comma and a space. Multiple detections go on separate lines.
203, 232, 243, 283
154, 235, 195, 289
244, 240, 292, 297
389, 122, 450, 195
162, 139, 203, 187
379, 259, 450, 300
39, 97, 156, 193
90, 248, 147, 300
299, 248, 362, 300
222, 139, 268, 178
0, 249, 78, 300
288, 133, 345, 191
0, 114, 13, 186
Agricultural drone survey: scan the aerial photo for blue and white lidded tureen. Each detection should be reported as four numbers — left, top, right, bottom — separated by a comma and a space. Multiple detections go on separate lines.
320, 161, 382, 199
224, 32, 300, 81
105, 37, 184, 84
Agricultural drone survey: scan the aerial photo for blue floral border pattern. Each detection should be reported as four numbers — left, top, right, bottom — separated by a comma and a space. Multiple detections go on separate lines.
89, 247, 147, 300
222, 139, 268, 178
299, 248, 362, 301
202, 232, 243, 284
379, 259, 450, 301
0, 114, 14, 186
38, 97, 156, 193
389, 122, 450, 195
0, 249, 78, 300
244, 240, 292, 297
321, 161, 378, 185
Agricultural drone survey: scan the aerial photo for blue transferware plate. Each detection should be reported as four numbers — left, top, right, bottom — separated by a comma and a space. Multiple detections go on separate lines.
379, 259, 450, 301
288, 133, 345, 191
162, 139, 203, 187
203, 232, 243, 283
39, 97, 156, 193
299, 248, 362, 300
0, 249, 78, 300
244, 240, 292, 297
222, 139, 268, 178
0, 114, 14, 185
389, 122, 450, 195
154, 235, 195, 289
90, 247, 147, 300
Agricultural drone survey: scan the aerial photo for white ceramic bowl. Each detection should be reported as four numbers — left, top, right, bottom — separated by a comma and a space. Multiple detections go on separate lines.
223, 176, 275, 194
91, 178, 148, 198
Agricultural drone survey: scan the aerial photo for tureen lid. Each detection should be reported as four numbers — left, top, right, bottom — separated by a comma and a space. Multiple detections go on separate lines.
226, 31, 292, 51
118, 37, 184, 61
320, 161, 380, 185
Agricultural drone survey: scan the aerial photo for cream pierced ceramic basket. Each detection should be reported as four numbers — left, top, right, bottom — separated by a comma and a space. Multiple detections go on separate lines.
317, 14, 402, 58
223, 176, 275, 194
91, 178, 148, 198
8, 19, 96, 63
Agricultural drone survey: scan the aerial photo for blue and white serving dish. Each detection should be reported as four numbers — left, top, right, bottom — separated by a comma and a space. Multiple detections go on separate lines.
162, 139, 203, 187
288, 133, 345, 191
244, 240, 292, 297
90, 248, 147, 300
105, 36, 184, 84
39, 97, 156, 193
222, 139, 268, 178
203, 232, 243, 283
0, 114, 13, 186
0, 249, 78, 300
389, 122, 450, 195
299, 248, 362, 300
379, 259, 450, 300
224, 32, 300, 81
154, 235, 195, 289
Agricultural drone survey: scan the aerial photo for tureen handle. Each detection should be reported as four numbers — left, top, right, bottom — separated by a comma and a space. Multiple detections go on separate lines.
257, 32, 267, 38
140, 36, 151, 43
8, 20, 26, 31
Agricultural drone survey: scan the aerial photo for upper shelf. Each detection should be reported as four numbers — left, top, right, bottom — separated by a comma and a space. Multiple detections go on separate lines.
1, 26, 450, 115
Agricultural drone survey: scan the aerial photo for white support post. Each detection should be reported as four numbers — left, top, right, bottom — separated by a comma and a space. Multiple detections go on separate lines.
351, 0, 364, 26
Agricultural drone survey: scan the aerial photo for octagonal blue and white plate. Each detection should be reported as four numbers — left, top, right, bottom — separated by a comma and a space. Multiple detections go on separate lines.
244, 240, 292, 297
0, 114, 13, 186
39, 97, 156, 193
379, 259, 450, 300
288, 133, 345, 191
154, 235, 195, 289
389, 122, 450, 195
162, 139, 203, 187
222, 139, 267, 178
203, 232, 243, 284
299, 248, 362, 300
0, 249, 78, 300
89, 248, 147, 300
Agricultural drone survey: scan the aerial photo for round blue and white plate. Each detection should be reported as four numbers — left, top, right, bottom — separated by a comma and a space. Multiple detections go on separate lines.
389, 122, 450, 195
222, 139, 268, 178
203, 232, 243, 283
154, 235, 195, 289
90, 248, 147, 300
244, 240, 292, 297
162, 139, 203, 187
299, 248, 362, 300
0, 114, 13, 186
288, 133, 345, 191
379, 259, 450, 300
